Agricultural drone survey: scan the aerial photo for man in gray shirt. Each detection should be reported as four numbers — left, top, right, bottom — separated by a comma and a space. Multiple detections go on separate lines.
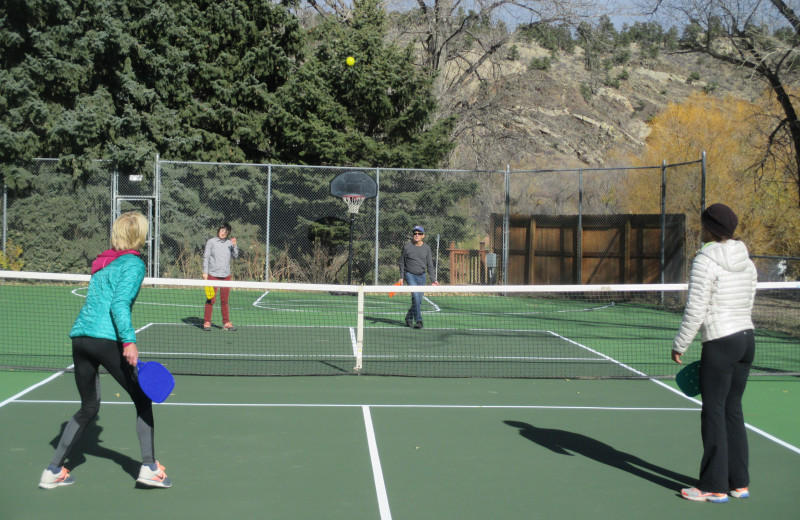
202, 223, 239, 331
397, 225, 439, 329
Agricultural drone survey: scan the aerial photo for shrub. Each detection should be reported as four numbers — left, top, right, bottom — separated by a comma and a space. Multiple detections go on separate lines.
528, 57, 551, 71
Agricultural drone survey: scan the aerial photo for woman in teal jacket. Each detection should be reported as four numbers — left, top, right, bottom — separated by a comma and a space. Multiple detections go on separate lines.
39, 212, 172, 490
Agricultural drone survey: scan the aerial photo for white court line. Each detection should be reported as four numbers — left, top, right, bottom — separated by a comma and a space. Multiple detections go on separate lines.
363, 406, 392, 520
11, 398, 799, 455
0, 370, 70, 409
546, 331, 800, 455
421, 296, 440, 313
4, 371, 799, 457
548, 331, 647, 377
136, 351, 611, 361
644, 374, 800, 454
11, 400, 701, 411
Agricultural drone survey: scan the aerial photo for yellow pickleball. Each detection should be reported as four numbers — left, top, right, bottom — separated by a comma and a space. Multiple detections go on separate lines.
346, 56, 355, 66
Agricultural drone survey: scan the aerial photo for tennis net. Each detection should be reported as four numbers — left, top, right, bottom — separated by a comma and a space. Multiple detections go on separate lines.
1, 271, 798, 379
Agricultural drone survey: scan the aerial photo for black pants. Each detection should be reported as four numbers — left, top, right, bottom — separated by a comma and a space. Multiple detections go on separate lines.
698, 330, 754, 493
50, 336, 155, 467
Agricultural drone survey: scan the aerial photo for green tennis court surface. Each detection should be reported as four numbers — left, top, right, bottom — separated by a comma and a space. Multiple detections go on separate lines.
2, 275, 798, 517
1, 374, 798, 520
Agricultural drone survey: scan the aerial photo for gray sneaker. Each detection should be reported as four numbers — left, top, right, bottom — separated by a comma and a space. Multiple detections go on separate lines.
136, 462, 172, 488
39, 467, 75, 489
413, 321, 424, 329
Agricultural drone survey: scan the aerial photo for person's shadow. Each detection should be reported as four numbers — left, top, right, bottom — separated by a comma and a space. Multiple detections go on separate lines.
504, 420, 696, 491
365, 315, 407, 327
49, 416, 141, 482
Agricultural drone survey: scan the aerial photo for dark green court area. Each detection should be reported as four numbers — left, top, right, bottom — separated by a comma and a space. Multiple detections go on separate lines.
1, 374, 799, 520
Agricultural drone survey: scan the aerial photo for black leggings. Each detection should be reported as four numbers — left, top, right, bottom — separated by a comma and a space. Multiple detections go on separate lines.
50, 336, 155, 467
698, 330, 755, 492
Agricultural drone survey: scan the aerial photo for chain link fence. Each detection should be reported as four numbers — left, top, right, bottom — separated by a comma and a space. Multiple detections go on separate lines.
5, 154, 773, 285
2, 159, 112, 274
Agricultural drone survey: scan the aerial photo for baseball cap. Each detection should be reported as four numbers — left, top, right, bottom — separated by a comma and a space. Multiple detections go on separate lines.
412, 226, 425, 233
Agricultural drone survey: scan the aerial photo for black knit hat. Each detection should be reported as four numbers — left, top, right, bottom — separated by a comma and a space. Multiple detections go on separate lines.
701, 203, 738, 238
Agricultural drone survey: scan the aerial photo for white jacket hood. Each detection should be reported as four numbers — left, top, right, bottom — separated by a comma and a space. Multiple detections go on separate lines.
697, 240, 752, 273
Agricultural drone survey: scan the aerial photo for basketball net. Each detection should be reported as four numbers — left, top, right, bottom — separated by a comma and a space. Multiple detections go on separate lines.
343, 195, 365, 214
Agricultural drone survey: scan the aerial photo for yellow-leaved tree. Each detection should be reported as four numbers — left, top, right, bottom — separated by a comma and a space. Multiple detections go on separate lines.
619, 92, 800, 260
0, 239, 24, 270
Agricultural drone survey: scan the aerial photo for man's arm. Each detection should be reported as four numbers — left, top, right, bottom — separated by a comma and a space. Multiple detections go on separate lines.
425, 245, 437, 283
397, 243, 407, 282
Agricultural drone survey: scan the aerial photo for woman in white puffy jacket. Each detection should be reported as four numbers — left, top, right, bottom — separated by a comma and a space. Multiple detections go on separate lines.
672, 203, 757, 503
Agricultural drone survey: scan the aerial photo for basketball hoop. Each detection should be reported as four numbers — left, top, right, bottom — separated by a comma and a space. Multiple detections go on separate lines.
342, 195, 366, 214
329, 171, 377, 285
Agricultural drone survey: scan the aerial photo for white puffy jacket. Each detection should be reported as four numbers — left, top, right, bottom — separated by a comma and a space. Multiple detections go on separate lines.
672, 240, 757, 353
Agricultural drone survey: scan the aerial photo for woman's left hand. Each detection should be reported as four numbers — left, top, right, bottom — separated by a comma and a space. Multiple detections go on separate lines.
671, 350, 683, 364
123, 343, 139, 366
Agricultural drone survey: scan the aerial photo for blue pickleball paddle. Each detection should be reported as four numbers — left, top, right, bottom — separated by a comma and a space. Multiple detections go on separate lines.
137, 361, 175, 403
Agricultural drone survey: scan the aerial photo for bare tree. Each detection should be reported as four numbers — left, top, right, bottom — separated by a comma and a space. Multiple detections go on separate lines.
646, 0, 800, 204
303, 0, 601, 172
305, 0, 597, 95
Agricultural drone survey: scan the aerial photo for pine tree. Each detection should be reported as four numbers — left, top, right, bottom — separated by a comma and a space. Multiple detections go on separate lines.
270, 0, 455, 168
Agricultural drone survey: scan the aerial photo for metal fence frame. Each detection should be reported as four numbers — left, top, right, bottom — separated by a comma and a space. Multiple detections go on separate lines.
3, 153, 710, 284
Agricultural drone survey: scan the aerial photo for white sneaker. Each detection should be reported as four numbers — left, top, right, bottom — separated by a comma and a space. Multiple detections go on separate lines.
39, 467, 75, 489
730, 487, 749, 498
681, 487, 729, 503
136, 461, 172, 488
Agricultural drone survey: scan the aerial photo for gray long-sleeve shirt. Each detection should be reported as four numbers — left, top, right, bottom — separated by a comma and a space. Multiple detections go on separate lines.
398, 242, 436, 282
203, 237, 239, 277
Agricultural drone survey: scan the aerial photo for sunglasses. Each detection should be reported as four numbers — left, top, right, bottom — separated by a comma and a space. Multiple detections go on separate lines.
412, 232, 424, 235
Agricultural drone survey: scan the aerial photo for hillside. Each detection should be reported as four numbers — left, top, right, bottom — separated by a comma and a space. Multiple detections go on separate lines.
442, 41, 762, 171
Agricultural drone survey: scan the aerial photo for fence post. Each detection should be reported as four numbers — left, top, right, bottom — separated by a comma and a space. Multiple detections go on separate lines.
110, 168, 118, 238
2, 182, 6, 256
660, 159, 667, 285
265, 164, 272, 281
578, 169, 583, 284
154, 153, 161, 277
502, 165, 510, 285
374, 168, 380, 285
700, 150, 707, 213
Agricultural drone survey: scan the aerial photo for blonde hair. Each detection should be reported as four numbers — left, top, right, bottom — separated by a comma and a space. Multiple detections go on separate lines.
111, 211, 149, 251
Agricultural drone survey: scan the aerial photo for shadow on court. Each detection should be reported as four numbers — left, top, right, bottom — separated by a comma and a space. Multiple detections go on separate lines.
504, 420, 697, 491
181, 316, 207, 329
49, 416, 140, 481
365, 316, 407, 327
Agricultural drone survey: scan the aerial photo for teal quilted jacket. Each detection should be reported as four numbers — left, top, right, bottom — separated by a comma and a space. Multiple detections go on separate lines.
69, 254, 145, 344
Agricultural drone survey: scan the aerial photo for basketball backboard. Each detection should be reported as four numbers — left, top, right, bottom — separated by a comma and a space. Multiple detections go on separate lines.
330, 170, 377, 199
